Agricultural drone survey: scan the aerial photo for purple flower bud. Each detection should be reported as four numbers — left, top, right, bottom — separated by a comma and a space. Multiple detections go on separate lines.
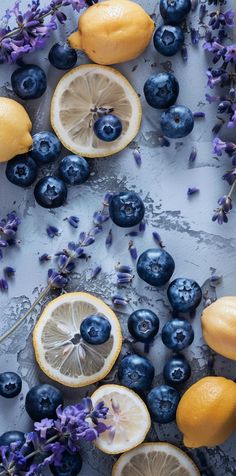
139, 220, 146, 232
209, 274, 222, 286
48, 269, 68, 289
93, 211, 109, 225
199, 3, 207, 22
193, 112, 205, 118
128, 241, 138, 260
191, 28, 200, 45
91, 265, 102, 279
125, 231, 139, 237
152, 231, 165, 248
39, 253, 51, 263
67, 216, 80, 228
218, 100, 232, 113
57, 254, 68, 269
212, 208, 228, 224
79, 231, 86, 242
3, 266, 15, 277
187, 187, 200, 196
115, 264, 132, 274
105, 229, 112, 248
189, 147, 197, 163
46, 225, 59, 238
218, 195, 232, 212
103, 192, 113, 206
212, 121, 224, 135
133, 149, 142, 166
83, 235, 95, 246
0, 278, 8, 292
0, 240, 8, 247
112, 295, 129, 306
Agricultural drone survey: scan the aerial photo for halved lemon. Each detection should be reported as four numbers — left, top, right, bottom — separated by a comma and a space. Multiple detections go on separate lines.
50, 64, 142, 158
91, 384, 151, 454
33, 292, 122, 387
112, 442, 200, 476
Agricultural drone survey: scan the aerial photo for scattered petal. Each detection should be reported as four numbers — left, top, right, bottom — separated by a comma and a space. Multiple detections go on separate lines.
46, 225, 60, 238
105, 229, 112, 248
67, 216, 80, 228
115, 264, 132, 273
152, 231, 165, 248
112, 295, 129, 306
193, 112, 205, 118
128, 241, 138, 260
39, 253, 51, 263
139, 220, 146, 232
0, 278, 8, 292
133, 149, 142, 166
187, 187, 200, 196
3, 266, 15, 277
91, 265, 102, 279
189, 147, 197, 163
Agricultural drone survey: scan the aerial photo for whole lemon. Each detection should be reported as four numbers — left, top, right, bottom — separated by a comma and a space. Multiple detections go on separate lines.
176, 376, 236, 448
68, 0, 154, 65
0, 98, 32, 162
201, 296, 236, 360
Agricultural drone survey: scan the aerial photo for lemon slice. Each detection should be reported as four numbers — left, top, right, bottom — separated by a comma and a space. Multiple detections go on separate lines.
91, 384, 151, 454
33, 293, 122, 387
112, 442, 200, 476
50, 64, 142, 158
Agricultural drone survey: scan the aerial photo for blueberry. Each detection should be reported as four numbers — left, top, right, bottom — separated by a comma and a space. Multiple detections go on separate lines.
25, 384, 63, 421
144, 73, 179, 109
0, 372, 22, 398
93, 114, 122, 142
48, 42, 77, 70
161, 318, 194, 351
50, 451, 82, 476
34, 176, 67, 208
163, 355, 191, 385
80, 315, 111, 345
59, 155, 90, 185
160, 0, 191, 24
6, 155, 38, 188
137, 248, 175, 287
31, 132, 62, 165
167, 278, 202, 313
153, 25, 184, 56
109, 191, 145, 228
128, 309, 160, 343
118, 354, 154, 392
147, 385, 180, 423
160, 105, 194, 138
11, 65, 47, 100
0, 431, 25, 448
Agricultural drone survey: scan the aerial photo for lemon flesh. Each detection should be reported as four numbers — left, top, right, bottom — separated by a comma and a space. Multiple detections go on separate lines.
33, 293, 122, 387
91, 385, 151, 454
0, 97, 32, 162
51, 64, 141, 158
112, 442, 200, 476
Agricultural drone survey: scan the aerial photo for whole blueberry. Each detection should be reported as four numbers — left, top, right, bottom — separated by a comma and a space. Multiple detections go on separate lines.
93, 114, 122, 142
50, 451, 82, 476
109, 191, 145, 228
31, 132, 62, 165
137, 248, 175, 287
160, 0, 191, 24
34, 176, 67, 208
11, 65, 47, 100
163, 355, 191, 385
80, 315, 111, 345
153, 25, 184, 57
25, 384, 63, 421
48, 42, 77, 70
147, 385, 180, 423
6, 155, 38, 188
59, 155, 90, 185
118, 354, 154, 392
144, 73, 179, 109
0, 372, 22, 398
0, 431, 25, 448
162, 318, 194, 351
160, 105, 194, 138
128, 309, 160, 343
167, 278, 202, 313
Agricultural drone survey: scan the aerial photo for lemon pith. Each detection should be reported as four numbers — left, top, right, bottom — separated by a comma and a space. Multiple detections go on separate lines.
0, 97, 32, 162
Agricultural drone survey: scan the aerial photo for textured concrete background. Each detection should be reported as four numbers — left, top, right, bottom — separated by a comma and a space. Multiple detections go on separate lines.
0, 0, 236, 474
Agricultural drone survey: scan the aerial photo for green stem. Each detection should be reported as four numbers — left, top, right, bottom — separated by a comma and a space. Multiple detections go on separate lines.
228, 179, 236, 199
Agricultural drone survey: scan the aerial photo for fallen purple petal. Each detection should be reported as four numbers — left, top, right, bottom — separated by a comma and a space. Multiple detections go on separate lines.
46, 225, 60, 238
105, 229, 112, 248
128, 241, 138, 260
39, 253, 51, 263
3, 266, 15, 277
133, 149, 142, 166
187, 187, 200, 196
91, 265, 102, 279
67, 215, 80, 228
115, 264, 132, 273
152, 231, 165, 248
189, 147, 197, 163
193, 112, 205, 118
0, 278, 8, 292
112, 295, 129, 306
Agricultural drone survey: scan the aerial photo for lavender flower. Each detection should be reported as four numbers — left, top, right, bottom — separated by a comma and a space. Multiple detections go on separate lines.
133, 149, 142, 166
187, 187, 200, 196
46, 225, 59, 238
0, 278, 8, 292
48, 269, 68, 289
67, 215, 80, 228
128, 241, 138, 260
115, 264, 132, 273
193, 112, 205, 118
3, 266, 15, 277
199, 3, 207, 23
93, 211, 109, 225
152, 231, 165, 248
225, 44, 236, 62
191, 28, 200, 45
39, 253, 51, 263
91, 265, 102, 279
103, 192, 113, 207
117, 272, 133, 285
189, 147, 197, 163
212, 137, 227, 156
209, 274, 222, 286
139, 220, 146, 232
105, 229, 112, 248
112, 295, 129, 306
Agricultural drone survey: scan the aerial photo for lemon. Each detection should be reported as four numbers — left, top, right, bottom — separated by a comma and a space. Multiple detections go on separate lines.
68, 0, 154, 65
112, 442, 200, 476
91, 384, 151, 454
201, 296, 236, 360
33, 292, 122, 388
0, 97, 32, 163
51, 64, 141, 158
176, 376, 236, 448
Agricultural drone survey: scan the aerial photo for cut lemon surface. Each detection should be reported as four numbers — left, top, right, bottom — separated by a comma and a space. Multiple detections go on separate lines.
112, 442, 200, 476
33, 293, 122, 387
51, 64, 142, 158
91, 384, 151, 454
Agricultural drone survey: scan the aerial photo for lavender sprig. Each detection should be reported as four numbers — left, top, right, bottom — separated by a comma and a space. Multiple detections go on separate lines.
0, 211, 21, 291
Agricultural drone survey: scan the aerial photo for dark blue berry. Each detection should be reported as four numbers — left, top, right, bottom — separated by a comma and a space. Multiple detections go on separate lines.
34, 176, 67, 208
137, 248, 175, 287
50, 451, 82, 476
48, 42, 77, 70
144, 73, 179, 109
160, 105, 194, 138
80, 315, 111, 345
25, 384, 63, 421
0, 372, 22, 398
163, 355, 191, 385
167, 278, 202, 313
147, 385, 180, 423
6, 155, 38, 188
162, 318, 194, 351
93, 114, 122, 142
11, 65, 47, 100
160, 0, 191, 25
59, 155, 90, 185
118, 354, 154, 392
0, 431, 25, 448
31, 132, 62, 165
153, 25, 184, 57
128, 309, 159, 343
109, 191, 145, 228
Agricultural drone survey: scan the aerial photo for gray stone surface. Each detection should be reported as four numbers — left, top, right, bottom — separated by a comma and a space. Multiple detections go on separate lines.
0, 0, 235, 474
